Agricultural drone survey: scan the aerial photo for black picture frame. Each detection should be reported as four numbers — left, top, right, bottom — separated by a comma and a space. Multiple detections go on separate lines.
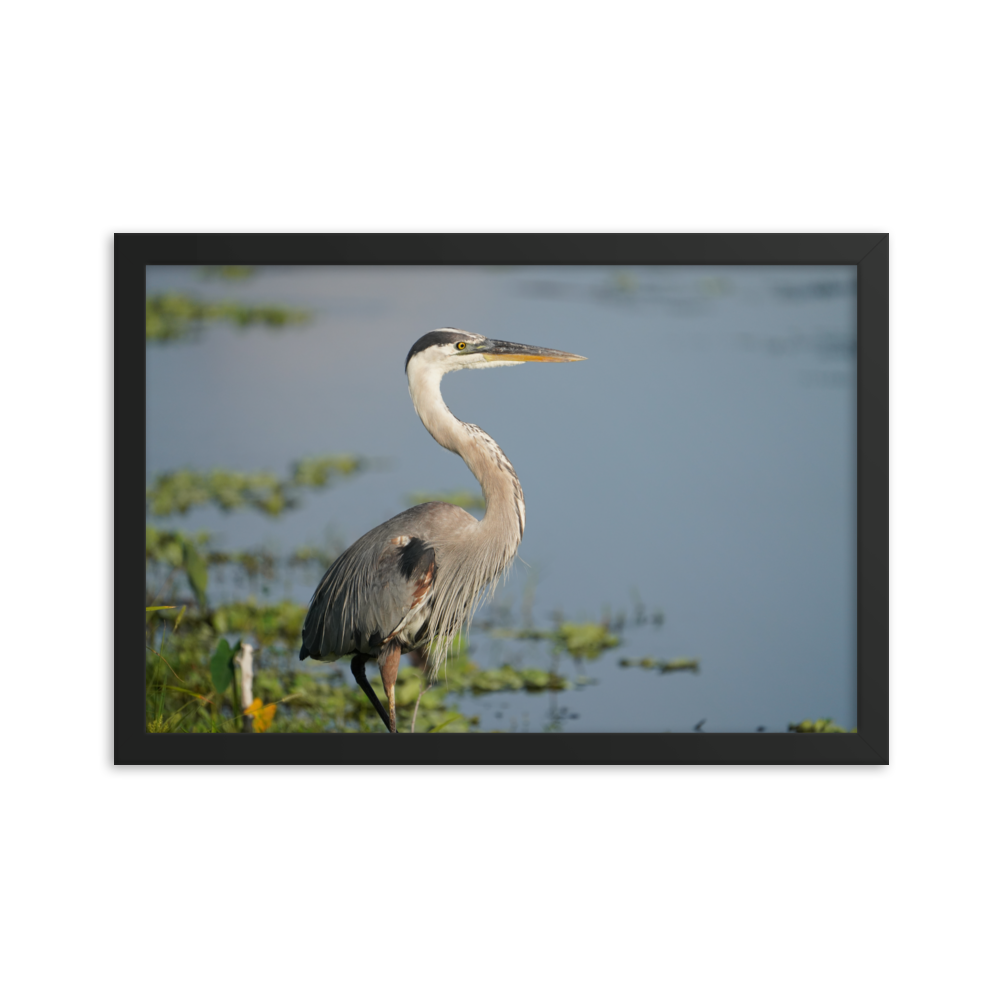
119, 233, 888, 764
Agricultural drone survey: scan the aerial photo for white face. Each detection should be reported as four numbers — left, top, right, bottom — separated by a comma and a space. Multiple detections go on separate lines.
405, 328, 585, 394
407, 330, 527, 379
405, 328, 585, 432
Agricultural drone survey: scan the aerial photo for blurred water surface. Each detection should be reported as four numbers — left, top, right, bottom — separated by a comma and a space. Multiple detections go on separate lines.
146, 264, 856, 733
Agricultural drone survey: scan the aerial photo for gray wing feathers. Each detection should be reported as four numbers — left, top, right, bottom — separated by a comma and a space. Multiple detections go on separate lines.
300, 506, 447, 661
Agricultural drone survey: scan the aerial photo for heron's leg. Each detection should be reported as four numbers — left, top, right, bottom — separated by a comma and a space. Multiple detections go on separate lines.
378, 643, 401, 734
350, 655, 392, 733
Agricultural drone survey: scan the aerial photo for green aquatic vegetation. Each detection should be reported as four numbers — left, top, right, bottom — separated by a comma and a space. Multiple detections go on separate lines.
147, 455, 366, 517
146, 292, 310, 342
553, 621, 620, 661
788, 718, 855, 733
619, 657, 700, 674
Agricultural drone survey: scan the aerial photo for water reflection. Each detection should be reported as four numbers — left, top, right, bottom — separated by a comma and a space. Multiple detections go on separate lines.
738, 329, 855, 359
517, 267, 737, 314
517, 266, 855, 320
773, 278, 855, 299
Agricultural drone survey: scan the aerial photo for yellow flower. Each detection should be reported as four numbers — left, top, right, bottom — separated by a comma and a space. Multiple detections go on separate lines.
244, 698, 277, 733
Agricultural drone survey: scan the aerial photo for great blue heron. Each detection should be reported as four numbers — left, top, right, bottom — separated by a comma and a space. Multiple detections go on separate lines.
299, 327, 585, 732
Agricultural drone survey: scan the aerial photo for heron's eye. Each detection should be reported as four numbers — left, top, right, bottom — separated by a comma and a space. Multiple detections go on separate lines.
457, 342, 467, 351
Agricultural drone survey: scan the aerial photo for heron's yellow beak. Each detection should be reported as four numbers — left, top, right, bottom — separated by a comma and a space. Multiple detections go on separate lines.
479, 340, 586, 363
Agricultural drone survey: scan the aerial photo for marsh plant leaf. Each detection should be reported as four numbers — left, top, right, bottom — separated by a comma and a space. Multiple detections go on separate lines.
427, 713, 466, 733
209, 638, 234, 694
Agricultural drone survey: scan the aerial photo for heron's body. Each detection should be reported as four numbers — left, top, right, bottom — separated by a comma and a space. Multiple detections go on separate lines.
301, 500, 489, 662
299, 327, 584, 732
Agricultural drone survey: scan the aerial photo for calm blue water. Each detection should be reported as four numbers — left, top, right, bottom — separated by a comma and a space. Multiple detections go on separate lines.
146, 264, 856, 732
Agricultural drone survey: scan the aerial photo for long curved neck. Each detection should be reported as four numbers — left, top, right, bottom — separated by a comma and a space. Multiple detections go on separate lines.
408, 364, 525, 542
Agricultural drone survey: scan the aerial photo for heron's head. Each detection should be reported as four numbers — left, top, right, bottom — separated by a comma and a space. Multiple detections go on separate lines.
405, 328, 586, 379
